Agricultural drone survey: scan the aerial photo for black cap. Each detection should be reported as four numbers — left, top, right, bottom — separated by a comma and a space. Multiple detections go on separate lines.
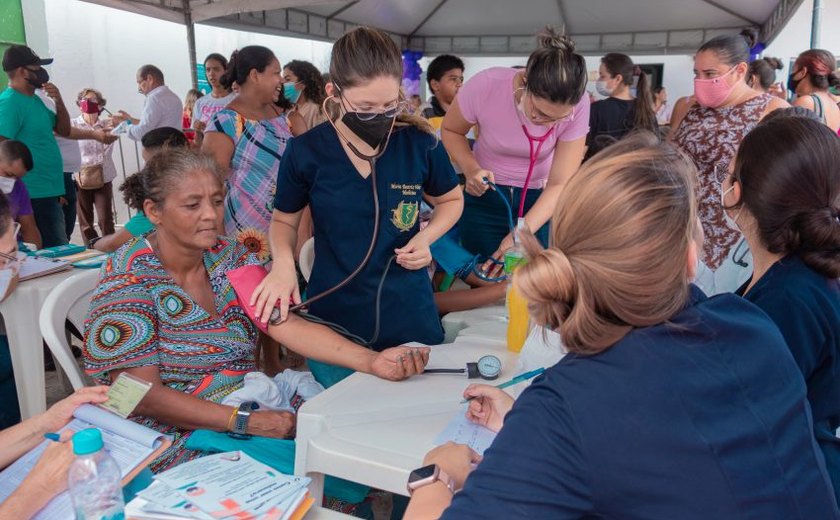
2, 45, 53, 72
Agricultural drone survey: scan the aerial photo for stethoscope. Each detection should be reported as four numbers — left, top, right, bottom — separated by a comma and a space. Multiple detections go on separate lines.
511, 87, 556, 219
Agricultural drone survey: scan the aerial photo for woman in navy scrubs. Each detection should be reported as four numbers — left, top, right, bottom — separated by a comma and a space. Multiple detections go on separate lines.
252, 27, 463, 387
403, 133, 839, 519
723, 114, 840, 502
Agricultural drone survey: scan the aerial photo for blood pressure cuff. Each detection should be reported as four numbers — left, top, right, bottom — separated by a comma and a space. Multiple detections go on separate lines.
430, 233, 477, 280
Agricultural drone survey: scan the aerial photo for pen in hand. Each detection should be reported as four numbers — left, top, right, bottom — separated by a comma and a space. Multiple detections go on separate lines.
461, 368, 545, 403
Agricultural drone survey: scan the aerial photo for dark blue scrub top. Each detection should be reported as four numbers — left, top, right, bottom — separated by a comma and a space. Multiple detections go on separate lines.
737, 254, 840, 503
442, 287, 839, 519
274, 123, 458, 352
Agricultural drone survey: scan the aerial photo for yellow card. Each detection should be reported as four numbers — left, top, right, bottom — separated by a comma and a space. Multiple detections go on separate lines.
99, 372, 153, 418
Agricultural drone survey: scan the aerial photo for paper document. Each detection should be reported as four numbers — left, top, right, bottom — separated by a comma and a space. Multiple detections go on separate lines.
0, 404, 170, 520
154, 451, 310, 520
434, 408, 497, 456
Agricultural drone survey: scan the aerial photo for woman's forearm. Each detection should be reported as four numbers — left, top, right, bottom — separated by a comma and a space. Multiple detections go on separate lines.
268, 216, 298, 271
0, 415, 50, 470
419, 194, 464, 245
268, 314, 376, 374
133, 383, 232, 432
404, 481, 453, 519
441, 128, 480, 174
0, 478, 53, 519
523, 183, 563, 231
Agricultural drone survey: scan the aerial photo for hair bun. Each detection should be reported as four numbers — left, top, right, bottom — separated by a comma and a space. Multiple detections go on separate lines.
765, 57, 784, 70
740, 28, 759, 49
537, 27, 575, 53
796, 207, 840, 278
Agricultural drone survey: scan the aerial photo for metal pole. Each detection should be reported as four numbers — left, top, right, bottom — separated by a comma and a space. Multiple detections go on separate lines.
183, 0, 198, 90
811, 0, 823, 48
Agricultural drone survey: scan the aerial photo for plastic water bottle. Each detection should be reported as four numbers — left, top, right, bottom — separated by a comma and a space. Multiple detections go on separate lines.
505, 218, 530, 353
67, 428, 125, 520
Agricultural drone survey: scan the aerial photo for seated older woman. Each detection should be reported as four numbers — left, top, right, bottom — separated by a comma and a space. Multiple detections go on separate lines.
83, 149, 429, 472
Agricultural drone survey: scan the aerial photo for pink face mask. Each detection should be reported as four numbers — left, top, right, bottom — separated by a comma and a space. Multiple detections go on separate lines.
694, 66, 738, 108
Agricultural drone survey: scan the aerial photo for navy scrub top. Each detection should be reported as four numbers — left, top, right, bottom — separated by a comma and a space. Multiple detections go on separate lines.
442, 287, 839, 520
274, 123, 458, 355
737, 254, 840, 503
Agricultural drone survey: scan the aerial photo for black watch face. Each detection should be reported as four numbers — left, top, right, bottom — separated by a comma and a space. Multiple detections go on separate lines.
408, 464, 437, 483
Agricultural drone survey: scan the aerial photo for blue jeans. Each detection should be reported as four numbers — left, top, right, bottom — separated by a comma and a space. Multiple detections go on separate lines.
31, 196, 69, 248
63, 172, 77, 241
460, 185, 549, 258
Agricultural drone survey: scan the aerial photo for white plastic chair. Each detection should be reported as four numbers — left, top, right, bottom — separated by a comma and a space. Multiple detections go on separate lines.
39, 269, 100, 390
299, 237, 315, 282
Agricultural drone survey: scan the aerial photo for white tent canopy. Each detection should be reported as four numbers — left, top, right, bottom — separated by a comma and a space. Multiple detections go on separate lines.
84, 0, 804, 56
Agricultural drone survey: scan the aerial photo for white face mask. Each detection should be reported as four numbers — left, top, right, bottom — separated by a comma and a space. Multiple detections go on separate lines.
595, 80, 613, 97
720, 184, 742, 231
0, 176, 16, 195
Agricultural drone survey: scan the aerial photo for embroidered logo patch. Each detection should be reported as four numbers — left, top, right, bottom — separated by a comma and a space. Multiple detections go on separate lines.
391, 200, 419, 232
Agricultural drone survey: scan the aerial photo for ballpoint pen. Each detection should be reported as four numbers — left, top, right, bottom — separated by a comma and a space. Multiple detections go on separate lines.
461, 367, 545, 403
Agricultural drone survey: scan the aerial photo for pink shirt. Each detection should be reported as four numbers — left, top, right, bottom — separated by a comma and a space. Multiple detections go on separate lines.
457, 67, 590, 189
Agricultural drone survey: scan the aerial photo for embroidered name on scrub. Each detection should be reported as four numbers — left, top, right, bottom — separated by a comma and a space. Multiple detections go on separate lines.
390, 183, 421, 232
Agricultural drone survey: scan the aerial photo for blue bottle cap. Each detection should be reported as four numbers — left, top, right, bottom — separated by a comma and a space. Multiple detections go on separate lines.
72, 428, 104, 456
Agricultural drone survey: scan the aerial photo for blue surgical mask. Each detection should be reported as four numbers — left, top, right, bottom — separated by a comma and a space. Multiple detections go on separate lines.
283, 82, 301, 104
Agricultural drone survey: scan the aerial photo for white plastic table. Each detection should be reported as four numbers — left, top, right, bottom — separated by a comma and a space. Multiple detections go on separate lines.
440, 303, 505, 343
294, 335, 512, 504
0, 269, 79, 419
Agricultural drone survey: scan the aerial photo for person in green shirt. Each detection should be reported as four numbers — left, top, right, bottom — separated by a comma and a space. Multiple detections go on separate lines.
0, 45, 71, 247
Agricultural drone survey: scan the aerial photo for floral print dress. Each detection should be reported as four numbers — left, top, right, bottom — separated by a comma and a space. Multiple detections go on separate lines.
672, 94, 771, 270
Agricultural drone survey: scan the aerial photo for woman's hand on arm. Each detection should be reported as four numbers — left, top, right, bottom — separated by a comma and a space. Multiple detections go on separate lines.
441, 99, 492, 196
396, 186, 463, 271
251, 210, 303, 324
267, 313, 430, 380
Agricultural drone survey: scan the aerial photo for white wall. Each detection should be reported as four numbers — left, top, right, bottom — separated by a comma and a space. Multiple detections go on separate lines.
25, 0, 333, 224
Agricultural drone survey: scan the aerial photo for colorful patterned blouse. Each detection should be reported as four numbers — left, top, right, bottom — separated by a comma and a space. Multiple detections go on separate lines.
83, 236, 259, 472
206, 108, 291, 262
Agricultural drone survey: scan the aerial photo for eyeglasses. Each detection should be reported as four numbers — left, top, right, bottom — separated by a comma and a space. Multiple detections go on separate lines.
444, 75, 464, 84
525, 90, 574, 124
335, 85, 406, 121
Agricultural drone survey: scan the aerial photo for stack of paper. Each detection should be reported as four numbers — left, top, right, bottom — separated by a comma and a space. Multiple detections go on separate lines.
127, 451, 313, 520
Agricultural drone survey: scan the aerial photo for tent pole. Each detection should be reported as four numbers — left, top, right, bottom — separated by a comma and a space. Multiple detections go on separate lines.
810, 0, 823, 48
183, 0, 198, 90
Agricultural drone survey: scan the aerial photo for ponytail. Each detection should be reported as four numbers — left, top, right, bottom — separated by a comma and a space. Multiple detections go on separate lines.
633, 68, 657, 134
601, 53, 657, 134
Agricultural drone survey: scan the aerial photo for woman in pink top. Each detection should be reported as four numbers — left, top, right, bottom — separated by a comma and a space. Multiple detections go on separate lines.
442, 28, 589, 266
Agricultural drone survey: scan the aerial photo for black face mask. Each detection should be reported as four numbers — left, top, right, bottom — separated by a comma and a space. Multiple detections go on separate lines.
26, 67, 49, 89
787, 71, 803, 94
341, 112, 395, 150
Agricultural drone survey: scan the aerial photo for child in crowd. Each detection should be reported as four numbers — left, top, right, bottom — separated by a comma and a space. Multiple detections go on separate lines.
0, 140, 42, 249
91, 127, 187, 252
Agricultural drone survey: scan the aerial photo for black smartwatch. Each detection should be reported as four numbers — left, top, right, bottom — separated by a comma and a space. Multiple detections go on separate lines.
227, 401, 259, 439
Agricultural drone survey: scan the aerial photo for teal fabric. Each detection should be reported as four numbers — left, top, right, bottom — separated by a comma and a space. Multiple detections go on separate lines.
308, 358, 354, 389
184, 429, 370, 504
123, 212, 154, 237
